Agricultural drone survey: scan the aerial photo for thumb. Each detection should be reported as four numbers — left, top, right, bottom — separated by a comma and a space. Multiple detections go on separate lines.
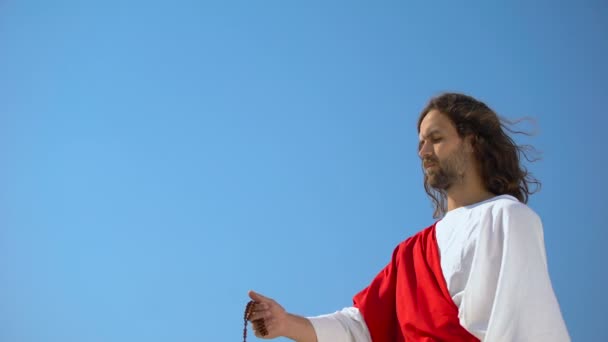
248, 290, 270, 303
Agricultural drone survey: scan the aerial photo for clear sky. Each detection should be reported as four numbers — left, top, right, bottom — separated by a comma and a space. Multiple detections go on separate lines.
1, 1, 606, 341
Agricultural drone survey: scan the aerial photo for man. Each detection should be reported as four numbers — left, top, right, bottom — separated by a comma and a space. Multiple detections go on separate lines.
246, 93, 570, 341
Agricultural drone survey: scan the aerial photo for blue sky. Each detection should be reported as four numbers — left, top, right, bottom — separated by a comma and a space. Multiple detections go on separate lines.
1, 1, 606, 341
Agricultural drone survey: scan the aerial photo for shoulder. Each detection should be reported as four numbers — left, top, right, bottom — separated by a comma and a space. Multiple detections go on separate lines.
484, 195, 543, 239
489, 196, 541, 223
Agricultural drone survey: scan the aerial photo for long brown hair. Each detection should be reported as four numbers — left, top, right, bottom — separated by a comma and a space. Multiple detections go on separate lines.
417, 93, 541, 218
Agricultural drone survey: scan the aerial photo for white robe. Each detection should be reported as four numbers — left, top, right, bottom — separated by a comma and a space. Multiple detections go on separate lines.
308, 195, 570, 341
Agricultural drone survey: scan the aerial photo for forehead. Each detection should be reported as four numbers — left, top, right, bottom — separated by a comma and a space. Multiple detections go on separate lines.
418, 110, 456, 139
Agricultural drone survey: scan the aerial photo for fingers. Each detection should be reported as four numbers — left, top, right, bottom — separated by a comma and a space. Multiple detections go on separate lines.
252, 317, 275, 338
247, 305, 270, 321
247, 291, 273, 320
247, 300, 271, 322
252, 318, 269, 337
246, 290, 283, 339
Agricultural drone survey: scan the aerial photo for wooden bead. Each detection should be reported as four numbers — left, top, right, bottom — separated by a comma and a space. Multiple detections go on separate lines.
244, 300, 268, 341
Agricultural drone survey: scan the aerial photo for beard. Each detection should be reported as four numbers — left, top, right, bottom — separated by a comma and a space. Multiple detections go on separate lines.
424, 146, 468, 190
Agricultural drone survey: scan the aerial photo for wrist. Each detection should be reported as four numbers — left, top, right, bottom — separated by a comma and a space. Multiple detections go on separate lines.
284, 313, 317, 342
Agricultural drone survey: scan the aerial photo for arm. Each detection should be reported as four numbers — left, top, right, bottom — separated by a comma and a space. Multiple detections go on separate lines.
459, 204, 570, 341
247, 291, 371, 342
308, 307, 372, 342
247, 291, 317, 342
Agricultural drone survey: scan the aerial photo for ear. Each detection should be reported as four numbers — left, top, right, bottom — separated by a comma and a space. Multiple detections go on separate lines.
463, 134, 476, 153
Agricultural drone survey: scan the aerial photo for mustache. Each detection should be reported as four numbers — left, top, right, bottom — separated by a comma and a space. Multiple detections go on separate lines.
422, 157, 438, 168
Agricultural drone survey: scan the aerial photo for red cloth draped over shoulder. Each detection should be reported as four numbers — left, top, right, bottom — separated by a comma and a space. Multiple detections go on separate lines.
353, 224, 479, 342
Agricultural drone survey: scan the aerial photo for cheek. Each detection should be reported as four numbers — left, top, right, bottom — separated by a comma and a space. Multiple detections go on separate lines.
434, 145, 448, 159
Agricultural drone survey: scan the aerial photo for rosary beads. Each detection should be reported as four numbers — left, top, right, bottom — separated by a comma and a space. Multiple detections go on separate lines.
243, 300, 268, 342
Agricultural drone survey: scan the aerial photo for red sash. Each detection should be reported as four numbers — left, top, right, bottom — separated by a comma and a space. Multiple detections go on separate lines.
353, 224, 479, 342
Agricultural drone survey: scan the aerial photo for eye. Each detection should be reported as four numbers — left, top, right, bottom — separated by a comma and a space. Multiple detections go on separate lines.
431, 137, 442, 143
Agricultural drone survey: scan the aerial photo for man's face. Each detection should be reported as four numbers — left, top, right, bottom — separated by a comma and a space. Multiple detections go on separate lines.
418, 110, 469, 190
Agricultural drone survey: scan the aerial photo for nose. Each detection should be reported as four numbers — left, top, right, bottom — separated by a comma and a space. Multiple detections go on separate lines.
418, 140, 432, 159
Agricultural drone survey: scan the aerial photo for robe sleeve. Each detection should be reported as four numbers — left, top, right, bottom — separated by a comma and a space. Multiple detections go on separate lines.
307, 307, 371, 342
459, 202, 570, 341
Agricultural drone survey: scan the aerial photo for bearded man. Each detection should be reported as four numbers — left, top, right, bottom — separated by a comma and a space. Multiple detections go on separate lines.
246, 93, 570, 342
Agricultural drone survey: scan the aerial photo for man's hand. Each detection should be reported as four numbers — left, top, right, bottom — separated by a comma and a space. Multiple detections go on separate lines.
247, 290, 317, 342
247, 290, 289, 339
